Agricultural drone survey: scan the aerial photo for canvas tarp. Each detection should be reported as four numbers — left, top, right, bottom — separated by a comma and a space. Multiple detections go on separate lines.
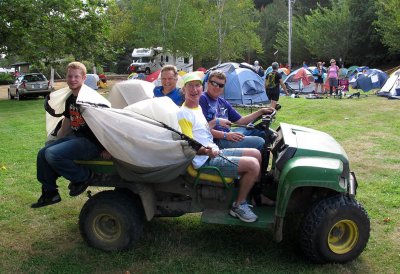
108, 79, 155, 108
81, 99, 195, 182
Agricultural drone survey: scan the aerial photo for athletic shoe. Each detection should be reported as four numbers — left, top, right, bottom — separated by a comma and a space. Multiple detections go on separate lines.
31, 190, 61, 208
69, 172, 102, 196
229, 202, 258, 223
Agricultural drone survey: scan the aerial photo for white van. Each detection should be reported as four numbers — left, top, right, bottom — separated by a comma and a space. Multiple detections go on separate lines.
129, 47, 193, 74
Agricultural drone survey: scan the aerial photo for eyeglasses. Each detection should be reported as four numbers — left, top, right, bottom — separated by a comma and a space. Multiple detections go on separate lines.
209, 80, 225, 88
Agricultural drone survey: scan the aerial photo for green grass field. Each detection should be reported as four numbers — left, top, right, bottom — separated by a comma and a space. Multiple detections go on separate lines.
0, 93, 399, 273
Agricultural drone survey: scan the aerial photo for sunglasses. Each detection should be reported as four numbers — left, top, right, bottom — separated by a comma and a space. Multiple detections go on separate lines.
209, 80, 225, 88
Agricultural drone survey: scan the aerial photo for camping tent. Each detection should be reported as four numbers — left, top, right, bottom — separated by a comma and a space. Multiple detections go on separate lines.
264, 66, 288, 81
350, 69, 388, 92
206, 62, 268, 105
84, 74, 99, 90
377, 69, 400, 98
283, 67, 315, 94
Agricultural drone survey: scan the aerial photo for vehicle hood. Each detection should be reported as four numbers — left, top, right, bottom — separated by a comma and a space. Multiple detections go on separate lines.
280, 123, 348, 163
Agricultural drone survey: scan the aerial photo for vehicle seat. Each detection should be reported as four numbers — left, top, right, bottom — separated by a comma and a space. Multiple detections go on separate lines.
75, 160, 235, 186
186, 164, 234, 187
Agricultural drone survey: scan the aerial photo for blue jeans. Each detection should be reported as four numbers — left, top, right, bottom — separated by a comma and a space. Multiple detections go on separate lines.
36, 135, 101, 192
233, 127, 266, 139
216, 128, 265, 151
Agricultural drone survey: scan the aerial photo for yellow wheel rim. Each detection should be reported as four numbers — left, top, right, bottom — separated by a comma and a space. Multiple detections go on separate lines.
93, 214, 122, 242
328, 219, 359, 254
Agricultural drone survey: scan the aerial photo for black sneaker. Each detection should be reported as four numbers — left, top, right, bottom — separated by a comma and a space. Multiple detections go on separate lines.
31, 190, 61, 208
69, 181, 90, 197
69, 172, 101, 197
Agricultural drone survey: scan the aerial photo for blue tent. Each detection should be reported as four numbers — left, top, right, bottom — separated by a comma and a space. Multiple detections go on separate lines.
206, 62, 268, 105
350, 69, 388, 92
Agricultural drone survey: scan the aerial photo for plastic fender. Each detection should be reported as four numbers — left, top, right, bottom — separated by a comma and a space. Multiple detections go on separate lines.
134, 183, 156, 221
275, 157, 345, 217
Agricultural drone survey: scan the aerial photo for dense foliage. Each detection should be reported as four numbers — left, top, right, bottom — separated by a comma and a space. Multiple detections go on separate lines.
0, 0, 399, 71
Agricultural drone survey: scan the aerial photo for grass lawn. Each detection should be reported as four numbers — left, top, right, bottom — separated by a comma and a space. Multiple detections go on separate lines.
0, 92, 399, 273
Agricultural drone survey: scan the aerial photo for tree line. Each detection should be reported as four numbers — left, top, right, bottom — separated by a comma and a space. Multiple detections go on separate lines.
0, 0, 399, 73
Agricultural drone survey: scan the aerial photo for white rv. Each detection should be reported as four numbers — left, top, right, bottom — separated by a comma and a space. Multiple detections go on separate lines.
129, 47, 193, 74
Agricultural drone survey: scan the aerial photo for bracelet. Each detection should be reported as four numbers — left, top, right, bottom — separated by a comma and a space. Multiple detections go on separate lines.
216, 118, 220, 127
223, 132, 227, 140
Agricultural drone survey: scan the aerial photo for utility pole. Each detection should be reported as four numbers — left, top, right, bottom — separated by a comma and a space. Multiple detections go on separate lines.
288, 0, 295, 70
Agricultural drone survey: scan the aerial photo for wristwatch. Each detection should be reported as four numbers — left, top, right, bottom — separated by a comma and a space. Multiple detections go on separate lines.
223, 132, 227, 140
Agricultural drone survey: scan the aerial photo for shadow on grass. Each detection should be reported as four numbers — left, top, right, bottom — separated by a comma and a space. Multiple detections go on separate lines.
16, 214, 367, 273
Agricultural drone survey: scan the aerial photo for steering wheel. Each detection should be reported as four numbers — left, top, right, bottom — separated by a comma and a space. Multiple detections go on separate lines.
246, 109, 277, 130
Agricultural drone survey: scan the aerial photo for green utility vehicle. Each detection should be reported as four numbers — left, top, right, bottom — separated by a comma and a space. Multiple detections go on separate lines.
77, 114, 370, 264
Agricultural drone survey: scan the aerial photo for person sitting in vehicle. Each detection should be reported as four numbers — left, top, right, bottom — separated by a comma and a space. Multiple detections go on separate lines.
199, 70, 275, 151
31, 62, 111, 208
153, 65, 184, 106
177, 72, 270, 223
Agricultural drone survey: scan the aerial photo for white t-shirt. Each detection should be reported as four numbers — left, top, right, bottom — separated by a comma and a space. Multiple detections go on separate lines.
177, 104, 219, 168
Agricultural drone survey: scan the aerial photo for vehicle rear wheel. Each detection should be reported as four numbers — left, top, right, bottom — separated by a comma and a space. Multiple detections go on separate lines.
8, 89, 14, 100
299, 195, 370, 264
79, 190, 145, 251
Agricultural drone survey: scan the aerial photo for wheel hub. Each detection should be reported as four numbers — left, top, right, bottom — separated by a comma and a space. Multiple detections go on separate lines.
93, 214, 122, 241
328, 219, 359, 254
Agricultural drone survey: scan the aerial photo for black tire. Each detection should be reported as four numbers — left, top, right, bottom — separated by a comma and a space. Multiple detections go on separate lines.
79, 190, 144, 251
16, 90, 23, 101
299, 195, 370, 264
145, 68, 151, 75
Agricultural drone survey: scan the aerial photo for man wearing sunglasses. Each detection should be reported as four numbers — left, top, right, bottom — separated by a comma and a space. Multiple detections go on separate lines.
199, 70, 274, 151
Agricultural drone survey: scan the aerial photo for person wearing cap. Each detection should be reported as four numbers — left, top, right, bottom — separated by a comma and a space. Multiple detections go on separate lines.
199, 70, 274, 152
265, 62, 288, 109
153, 65, 184, 106
327, 59, 340, 96
177, 72, 266, 223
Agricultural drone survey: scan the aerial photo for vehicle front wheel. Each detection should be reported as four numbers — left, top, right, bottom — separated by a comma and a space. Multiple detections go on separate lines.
299, 195, 370, 264
79, 190, 145, 251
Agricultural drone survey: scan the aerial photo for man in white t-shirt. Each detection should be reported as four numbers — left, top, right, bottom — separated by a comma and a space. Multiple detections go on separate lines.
177, 72, 263, 223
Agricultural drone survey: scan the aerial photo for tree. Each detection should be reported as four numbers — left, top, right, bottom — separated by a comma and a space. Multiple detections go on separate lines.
206, 0, 263, 64
109, 0, 262, 66
0, 0, 112, 67
374, 0, 400, 55
257, 0, 288, 66
277, 0, 352, 65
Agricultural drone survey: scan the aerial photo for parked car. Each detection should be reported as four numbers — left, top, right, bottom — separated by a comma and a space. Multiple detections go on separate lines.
8, 73, 54, 100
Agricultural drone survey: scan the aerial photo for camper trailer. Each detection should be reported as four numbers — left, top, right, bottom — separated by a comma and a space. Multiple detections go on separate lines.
129, 47, 193, 74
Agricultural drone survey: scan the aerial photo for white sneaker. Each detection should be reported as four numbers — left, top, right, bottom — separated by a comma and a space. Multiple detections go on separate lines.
230, 202, 258, 223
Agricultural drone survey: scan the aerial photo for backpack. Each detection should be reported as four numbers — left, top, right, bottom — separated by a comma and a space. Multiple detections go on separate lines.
265, 72, 277, 89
